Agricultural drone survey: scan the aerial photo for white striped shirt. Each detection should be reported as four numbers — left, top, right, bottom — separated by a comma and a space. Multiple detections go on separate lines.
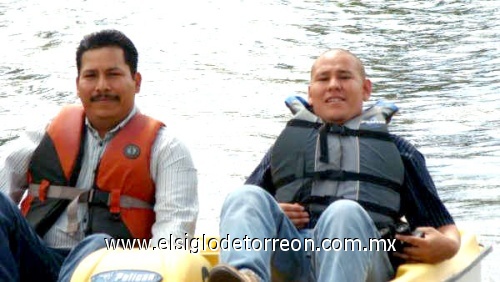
0, 107, 198, 248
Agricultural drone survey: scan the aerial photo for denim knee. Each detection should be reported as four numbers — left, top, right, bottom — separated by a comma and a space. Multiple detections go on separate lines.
0, 192, 19, 227
0, 191, 14, 211
223, 185, 272, 207
78, 233, 113, 249
319, 200, 370, 224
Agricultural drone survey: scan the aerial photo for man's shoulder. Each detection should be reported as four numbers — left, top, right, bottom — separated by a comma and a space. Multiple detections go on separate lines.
153, 126, 194, 155
138, 112, 165, 124
389, 134, 420, 159
133, 109, 192, 156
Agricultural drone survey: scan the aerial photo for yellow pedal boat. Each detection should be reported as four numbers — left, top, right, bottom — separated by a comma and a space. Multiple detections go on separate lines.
71, 229, 492, 282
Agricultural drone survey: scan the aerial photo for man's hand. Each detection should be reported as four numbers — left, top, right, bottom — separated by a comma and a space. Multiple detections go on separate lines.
394, 224, 460, 264
279, 203, 309, 229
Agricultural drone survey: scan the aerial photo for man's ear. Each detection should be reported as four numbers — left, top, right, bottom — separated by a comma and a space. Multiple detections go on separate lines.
362, 79, 372, 101
76, 76, 81, 98
134, 72, 142, 93
308, 85, 313, 105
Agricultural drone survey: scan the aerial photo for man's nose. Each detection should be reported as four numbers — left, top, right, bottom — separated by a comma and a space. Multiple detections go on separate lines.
96, 76, 111, 93
328, 78, 341, 90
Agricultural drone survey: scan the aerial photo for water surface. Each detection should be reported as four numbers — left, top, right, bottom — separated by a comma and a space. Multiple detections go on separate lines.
0, 0, 498, 280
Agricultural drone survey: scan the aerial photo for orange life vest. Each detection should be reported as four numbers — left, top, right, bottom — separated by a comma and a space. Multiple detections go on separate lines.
21, 105, 163, 239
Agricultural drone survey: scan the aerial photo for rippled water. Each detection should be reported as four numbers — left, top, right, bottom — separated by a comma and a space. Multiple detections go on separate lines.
1, 0, 498, 280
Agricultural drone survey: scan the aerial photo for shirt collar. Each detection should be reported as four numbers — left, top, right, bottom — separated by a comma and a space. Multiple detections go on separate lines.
85, 106, 138, 141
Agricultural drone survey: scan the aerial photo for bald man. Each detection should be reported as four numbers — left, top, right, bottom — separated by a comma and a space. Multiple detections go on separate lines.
208, 49, 459, 282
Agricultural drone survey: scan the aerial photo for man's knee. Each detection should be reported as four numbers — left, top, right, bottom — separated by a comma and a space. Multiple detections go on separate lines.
221, 185, 281, 219
223, 185, 271, 207
0, 192, 20, 225
78, 233, 113, 250
0, 192, 15, 210
314, 200, 378, 240
320, 200, 369, 222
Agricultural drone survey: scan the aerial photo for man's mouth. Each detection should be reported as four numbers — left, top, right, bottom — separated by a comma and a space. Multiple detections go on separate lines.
91, 94, 119, 102
325, 97, 344, 103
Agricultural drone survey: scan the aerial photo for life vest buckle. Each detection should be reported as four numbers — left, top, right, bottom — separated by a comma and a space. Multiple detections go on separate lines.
327, 124, 346, 135
84, 189, 95, 203
87, 189, 107, 206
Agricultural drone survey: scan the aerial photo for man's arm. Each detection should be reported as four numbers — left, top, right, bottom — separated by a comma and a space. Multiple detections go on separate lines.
150, 127, 198, 244
0, 128, 45, 203
392, 135, 460, 263
245, 147, 276, 194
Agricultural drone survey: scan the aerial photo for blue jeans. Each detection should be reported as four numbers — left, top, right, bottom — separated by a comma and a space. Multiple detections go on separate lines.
59, 233, 113, 282
0, 192, 112, 282
219, 185, 394, 282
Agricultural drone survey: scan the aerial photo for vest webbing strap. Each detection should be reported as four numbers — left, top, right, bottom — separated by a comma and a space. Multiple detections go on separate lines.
320, 124, 393, 163
287, 119, 323, 129
28, 184, 153, 208
273, 169, 402, 193
287, 120, 392, 140
302, 196, 399, 219
28, 184, 152, 234
287, 120, 393, 163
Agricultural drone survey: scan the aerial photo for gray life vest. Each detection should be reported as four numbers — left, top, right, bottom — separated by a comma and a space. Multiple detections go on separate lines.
271, 100, 404, 228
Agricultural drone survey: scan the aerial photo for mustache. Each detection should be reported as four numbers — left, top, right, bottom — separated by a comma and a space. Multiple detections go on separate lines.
90, 94, 120, 102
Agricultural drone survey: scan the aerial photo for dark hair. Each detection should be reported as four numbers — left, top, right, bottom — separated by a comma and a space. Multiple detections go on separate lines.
76, 29, 138, 75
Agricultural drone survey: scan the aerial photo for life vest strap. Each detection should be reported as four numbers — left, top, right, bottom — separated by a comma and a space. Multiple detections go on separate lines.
287, 120, 392, 140
324, 124, 392, 140
319, 124, 393, 163
87, 189, 153, 209
28, 184, 87, 200
274, 170, 401, 192
302, 196, 400, 222
27, 184, 152, 234
287, 119, 322, 129
287, 120, 393, 163
28, 184, 153, 208
310, 170, 402, 192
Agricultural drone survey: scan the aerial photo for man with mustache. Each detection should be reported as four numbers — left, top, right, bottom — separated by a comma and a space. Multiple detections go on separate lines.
209, 49, 459, 282
0, 29, 198, 281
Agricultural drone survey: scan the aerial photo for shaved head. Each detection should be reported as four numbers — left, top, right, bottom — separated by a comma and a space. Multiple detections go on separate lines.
311, 49, 366, 80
